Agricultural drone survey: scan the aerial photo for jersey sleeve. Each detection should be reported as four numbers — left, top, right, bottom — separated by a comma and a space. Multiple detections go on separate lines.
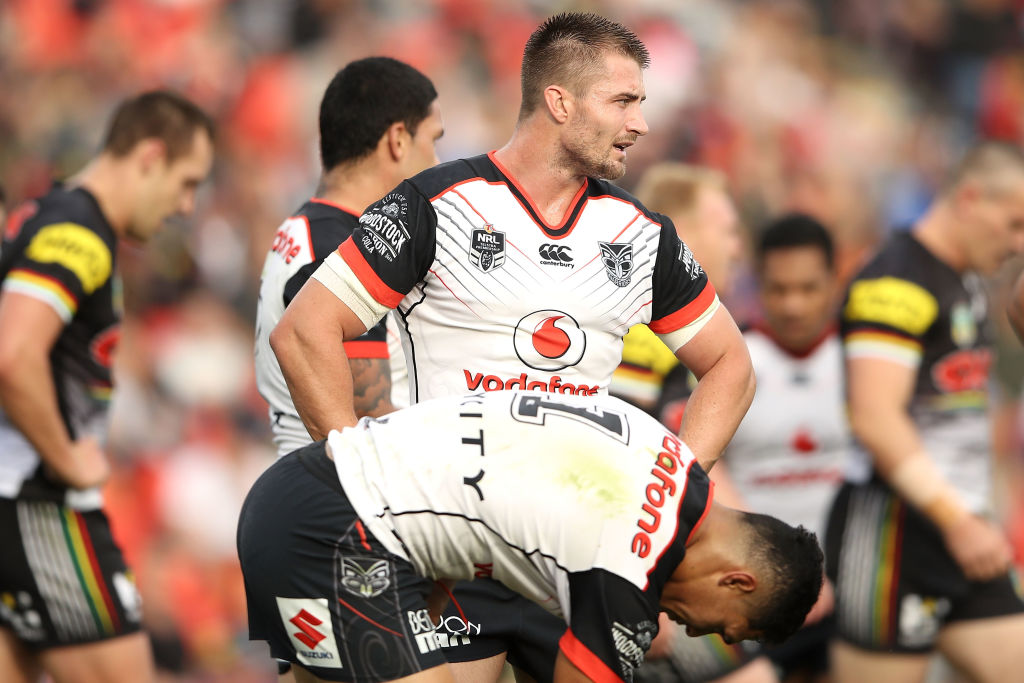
1, 221, 113, 323
337, 181, 438, 308
649, 217, 719, 353
561, 569, 659, 683
841, 274, 938, 368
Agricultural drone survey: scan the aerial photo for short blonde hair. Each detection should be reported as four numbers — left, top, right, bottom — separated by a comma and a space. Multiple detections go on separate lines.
632, 163, 727, 218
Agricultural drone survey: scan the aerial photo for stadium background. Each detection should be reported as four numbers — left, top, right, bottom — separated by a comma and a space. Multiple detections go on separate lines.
1, 0, 1023, 680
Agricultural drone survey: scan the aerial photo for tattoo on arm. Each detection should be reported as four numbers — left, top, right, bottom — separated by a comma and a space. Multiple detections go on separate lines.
350, 357, 395, 418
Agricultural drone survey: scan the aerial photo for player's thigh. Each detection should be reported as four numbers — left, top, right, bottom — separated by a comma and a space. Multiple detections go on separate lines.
937, 613, 1024, 683
0, 627, 40, 683
830, 641, 930, 683
449, 654, 508, 683
293, 662, 456, 683
636, 632, 766, 683
239, 451, 446, 681
38, 631, 154, 683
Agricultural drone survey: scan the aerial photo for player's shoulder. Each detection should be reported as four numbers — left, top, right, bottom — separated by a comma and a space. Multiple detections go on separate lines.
586, 179, 667, 226
406, 154, 499, 200
292, 198, 362, 252
27, 185, 111, 237
849, 231, 933, 286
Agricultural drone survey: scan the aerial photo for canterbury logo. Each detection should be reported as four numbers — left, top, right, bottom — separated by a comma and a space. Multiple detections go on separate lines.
538, 244, 573, 263
289, 609, 327, 649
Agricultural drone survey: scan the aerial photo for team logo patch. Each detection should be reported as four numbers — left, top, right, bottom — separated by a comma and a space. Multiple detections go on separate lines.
538, 243, 574, 267
599, 241, 633, 287
677, 242, 703, 280
339, 558, 391, 598
359, 192, 410, 262
26, 222, 112, 294
513, 310, 586, 371
897, 594, 950, 648
275, 597, 344, 669
470, 226, 506, 273
612, 620, 657, 679
950, 302, 977, 348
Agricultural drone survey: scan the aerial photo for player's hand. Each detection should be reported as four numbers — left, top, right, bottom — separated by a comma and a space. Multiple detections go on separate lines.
48, 437, 110, 490
802, 578, 834, 626
941, 514, 1013, 581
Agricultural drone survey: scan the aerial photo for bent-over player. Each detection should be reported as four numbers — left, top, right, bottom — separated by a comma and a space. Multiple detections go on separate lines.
237, 391, 823, 683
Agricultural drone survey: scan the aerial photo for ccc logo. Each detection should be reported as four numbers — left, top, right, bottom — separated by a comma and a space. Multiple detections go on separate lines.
538, 244, 573, 263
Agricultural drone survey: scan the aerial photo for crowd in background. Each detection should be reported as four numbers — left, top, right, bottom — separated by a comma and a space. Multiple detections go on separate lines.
2, 0, 1023, 680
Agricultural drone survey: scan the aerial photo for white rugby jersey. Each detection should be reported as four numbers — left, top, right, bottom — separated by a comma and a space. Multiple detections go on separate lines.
328, 390, 713, 682
313, 153, 720, 403
724, 327, 848, 538
254, 199, 389, 456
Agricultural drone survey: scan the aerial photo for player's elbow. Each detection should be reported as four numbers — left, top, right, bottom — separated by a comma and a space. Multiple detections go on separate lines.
268, 315, 299, 369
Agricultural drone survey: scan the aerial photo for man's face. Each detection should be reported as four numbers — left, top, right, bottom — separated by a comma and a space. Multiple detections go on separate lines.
562, 52, 649, 180
759, 246, 835, 352
675, 187, 742, 295
399, 100, 444, 179
960, 175, 1024, 274
130, 129, 214, 242
659, 576, 762, 646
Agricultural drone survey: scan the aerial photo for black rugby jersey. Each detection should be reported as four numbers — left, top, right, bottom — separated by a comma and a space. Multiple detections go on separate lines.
840, 231, 992, 512
0, 186, 119, 504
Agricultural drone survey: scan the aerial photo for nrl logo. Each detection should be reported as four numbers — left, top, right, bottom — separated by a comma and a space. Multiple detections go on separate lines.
470, 226, 506, 273
599, 241, 633, 287
339, 558, 391, 598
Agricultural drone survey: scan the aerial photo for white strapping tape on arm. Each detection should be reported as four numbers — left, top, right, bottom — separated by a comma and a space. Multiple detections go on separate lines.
656, 294, 721, 352
311, 251, 391, 330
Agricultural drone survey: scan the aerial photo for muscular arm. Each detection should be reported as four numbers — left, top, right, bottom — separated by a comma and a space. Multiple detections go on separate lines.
270, 278, 369, 439
673, 306, 755, 471
0, 292, 107, 488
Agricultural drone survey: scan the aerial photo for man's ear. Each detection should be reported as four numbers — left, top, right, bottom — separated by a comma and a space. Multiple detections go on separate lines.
719, 571, 757, 594
543, 85, 573, 124
385, 121, 408, 161
135, 138, 168, 175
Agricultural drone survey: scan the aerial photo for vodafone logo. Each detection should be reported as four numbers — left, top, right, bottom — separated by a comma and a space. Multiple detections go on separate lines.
513, 310, 586, 371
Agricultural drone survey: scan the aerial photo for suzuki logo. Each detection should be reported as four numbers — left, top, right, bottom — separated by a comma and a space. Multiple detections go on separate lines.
290, 609, 327, 650
538, 244, 573, 263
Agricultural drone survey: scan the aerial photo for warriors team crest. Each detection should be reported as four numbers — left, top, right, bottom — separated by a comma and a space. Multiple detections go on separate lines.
339, 558, 391, 598
470, 226, 506, 273
599, 241, 634, 287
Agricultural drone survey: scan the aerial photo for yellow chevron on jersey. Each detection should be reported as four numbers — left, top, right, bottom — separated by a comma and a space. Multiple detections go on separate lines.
843, 276, 938, 337
25, 222, 112, 294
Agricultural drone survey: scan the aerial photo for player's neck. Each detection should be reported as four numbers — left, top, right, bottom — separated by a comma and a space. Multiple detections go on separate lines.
913, 204, 968, 272
493, 128, 587, 226
68, 156, 132, 236
318, 162, 395, 216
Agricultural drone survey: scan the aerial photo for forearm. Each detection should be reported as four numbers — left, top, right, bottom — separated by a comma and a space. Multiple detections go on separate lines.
0, 354, 75, 476
272, 323, 359, 440
851, 406, 968, 528
678, 358, 755, 471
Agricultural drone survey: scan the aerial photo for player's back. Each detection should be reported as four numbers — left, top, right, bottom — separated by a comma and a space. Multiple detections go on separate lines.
255, 199, 368, 455
328, 390, 712, 617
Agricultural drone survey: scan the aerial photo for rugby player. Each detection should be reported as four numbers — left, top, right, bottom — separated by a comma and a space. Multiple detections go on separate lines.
237, 391, 823, 683
0, 91, 213, 683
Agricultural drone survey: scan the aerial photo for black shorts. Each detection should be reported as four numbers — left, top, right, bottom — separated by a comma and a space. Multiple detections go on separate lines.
0, 497, 144, 649
764, 615, 833, 677
439, 578, 564, 681
237, 444, 447, 682
826, 481, 1024, 653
